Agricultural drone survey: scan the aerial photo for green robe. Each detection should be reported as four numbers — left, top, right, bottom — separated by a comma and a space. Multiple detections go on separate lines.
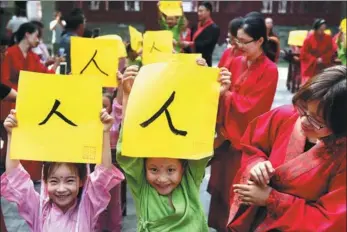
159, 16, 184, 53
116, 132, 210, 232
337, 41, 347, 65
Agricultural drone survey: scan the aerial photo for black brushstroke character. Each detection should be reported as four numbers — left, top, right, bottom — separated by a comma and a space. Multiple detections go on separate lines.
149, 42, 162, 53
39, 99, 77, 126
140, 91, 187, 136
80, 50, 108, 76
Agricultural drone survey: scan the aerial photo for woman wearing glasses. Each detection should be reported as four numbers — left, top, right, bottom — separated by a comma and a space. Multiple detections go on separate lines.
208, 14, 278, 232
229, 65, 346, 231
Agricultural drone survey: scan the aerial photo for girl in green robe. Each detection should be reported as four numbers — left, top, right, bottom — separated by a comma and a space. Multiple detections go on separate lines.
116, 62, 231, 232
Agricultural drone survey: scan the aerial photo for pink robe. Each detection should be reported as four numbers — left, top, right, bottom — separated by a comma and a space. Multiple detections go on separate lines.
228, 105, 346, 231
1, 164, 124, 232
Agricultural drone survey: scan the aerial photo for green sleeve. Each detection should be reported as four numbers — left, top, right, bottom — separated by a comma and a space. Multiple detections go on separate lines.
337, 42, 347, 65
187, 156, 211, 187
116, 129, 145, 196
159, 15, 169, 30
177, 16, 185, 31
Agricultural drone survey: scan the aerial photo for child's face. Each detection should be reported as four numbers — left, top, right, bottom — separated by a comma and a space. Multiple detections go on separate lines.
166, 16, 177, 28
145, 158, 184, 195
102, 96, 112, 114
46, 164, 83, 212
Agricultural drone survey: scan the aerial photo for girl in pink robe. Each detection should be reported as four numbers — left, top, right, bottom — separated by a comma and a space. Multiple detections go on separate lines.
1, 109, 124, 232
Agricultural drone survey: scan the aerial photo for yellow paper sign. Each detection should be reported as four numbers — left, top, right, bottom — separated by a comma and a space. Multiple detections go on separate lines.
288, 30, 308, 46
96, 34, 127, 58
340, 18, 346, 34
324, 29, 331, 35
71, 36, 122, 87
159, 1, 182, 16
11, 71, 103, 163
129, 26, 143, 53
122, 62, 220, 159
142, 30, 173, 65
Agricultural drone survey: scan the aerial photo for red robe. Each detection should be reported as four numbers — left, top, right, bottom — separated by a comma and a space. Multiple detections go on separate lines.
228, 105, 346, 232
300, 33, 333, 85
208, 54, 278, 231
218, 46, 243, 70
0, 45, 54, 181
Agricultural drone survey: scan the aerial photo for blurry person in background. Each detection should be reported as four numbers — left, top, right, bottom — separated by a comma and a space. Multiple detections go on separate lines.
265, 17, 280, 63
300, 18, 333, 85
59, 10, 86, 74
50, 11, 66, 56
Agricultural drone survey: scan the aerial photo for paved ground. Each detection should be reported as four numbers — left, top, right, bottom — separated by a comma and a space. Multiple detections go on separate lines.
1, 63, 293, 232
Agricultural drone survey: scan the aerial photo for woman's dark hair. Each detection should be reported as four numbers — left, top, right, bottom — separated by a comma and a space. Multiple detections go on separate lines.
31, 21, 44, 38
199, 1, 213, 12
228, 17, 243, 37
15, 22, 38, 42
245, 11, 264, 19
313, 18, 327, 31
292, 65, 347, 137
241, 16, 273, 60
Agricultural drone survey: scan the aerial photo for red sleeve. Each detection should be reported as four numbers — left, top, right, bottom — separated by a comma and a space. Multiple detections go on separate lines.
300, 36, 317, 73
32, 53, 55, 74
218, 48, 231, 68
1, 50, 12, 87
266, 159, 346, 232
220, 64, 278, 115
320, 35, 334, 65
228, 106, 296, 222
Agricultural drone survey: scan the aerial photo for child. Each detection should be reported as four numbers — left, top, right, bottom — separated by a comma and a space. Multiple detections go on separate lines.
157, 2, 185, 53
116, 62, 231, 231
179, 16, 192, 53
1, 109, 124, 231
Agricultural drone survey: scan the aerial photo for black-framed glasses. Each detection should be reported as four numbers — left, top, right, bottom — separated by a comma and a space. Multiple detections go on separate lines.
295, 105, 326, 130
235, 39, 255, 46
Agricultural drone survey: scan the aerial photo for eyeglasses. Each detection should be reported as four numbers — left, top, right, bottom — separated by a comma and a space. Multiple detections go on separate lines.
295, 105, 326, 130
235, 39, 255, 46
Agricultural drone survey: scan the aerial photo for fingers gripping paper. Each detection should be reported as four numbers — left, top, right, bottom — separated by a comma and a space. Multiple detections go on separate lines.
71, 36, 123, 87
159, 1, 182, 16
142, 31, 173, 65
10, 71, 103, 163
122, 62, 220, 159
129, 26, 143, 53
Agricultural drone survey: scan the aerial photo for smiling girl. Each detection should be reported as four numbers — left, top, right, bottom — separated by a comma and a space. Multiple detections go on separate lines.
1, 109, 124, 231
116, 64, 231, 232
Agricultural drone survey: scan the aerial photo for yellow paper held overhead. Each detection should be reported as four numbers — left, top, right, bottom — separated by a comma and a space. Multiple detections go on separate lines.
159, 1, 182, 16
142, 30, 173, 65
340, 18, 346, 34
324, 29, 331, 35
71, 36, 122, 87
129, 26, 143, 53
96, 34, 127, 58
11, 71, 103, 163
122, 62, 220, 160
288, 30, 308, 46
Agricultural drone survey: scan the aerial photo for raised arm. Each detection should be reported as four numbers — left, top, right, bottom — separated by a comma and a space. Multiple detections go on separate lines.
4, 110, 20, 173
115, 65, 146, 197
